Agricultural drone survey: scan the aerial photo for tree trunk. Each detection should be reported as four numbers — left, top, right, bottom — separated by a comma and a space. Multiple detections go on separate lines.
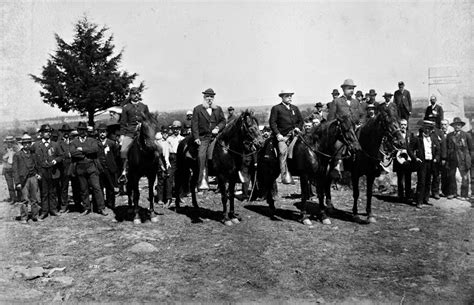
88, 110, 95, 127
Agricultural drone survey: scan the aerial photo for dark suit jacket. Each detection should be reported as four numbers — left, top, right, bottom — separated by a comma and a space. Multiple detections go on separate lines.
34, 140, 63, 179
120, 102, 151, 137
393, 132, 416, 172
424, 104, 444, 129
410, 133, 441, 163
393, 89, 412, 117
327, 96, 360, 123
446, 130, 472, 171
70, 137, 101, 175
13, 150, 38, 187
269, 103, 303, 136
98, 138, 119, 173
191, 104, 226, 140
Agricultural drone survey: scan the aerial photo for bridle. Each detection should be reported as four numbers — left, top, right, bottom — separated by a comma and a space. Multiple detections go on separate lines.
217, 114, 263, 158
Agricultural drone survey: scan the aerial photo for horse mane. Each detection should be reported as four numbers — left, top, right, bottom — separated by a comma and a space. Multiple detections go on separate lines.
219, 109, 255, 142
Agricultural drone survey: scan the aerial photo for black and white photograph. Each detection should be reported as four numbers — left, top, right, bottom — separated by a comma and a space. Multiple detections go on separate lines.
0, 0, 473, 303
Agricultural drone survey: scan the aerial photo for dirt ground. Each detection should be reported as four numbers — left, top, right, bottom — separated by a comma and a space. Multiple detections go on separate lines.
0, 170, 473, 304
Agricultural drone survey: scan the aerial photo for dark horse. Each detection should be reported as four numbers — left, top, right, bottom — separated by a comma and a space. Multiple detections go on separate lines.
349, 105, 405, 224
257, 115, 361, 226
126, 116, 162, 224
175, 110, 264, 225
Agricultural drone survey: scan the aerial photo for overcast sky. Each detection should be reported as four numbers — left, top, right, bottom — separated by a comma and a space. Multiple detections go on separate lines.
1, 0, 472, 122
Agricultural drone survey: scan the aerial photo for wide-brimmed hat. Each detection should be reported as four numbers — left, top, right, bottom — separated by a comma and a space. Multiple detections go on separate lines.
4, 135, 14, 143
368, 89, 377, 96
76, 122, 88, 130
39, 124, 52, 132
331, 89, 340, 96
315, 102, 323, 108
422, 120, 435, 128
355, 90, 363, 97
59, 124, 73, 132
186, 110, 193, 116
450, 117, 466, 127
202, 88, 216, 96
19, 134, 32, 143
383, 92, 393, 98
278, 89, 294, 97
96, 123, 108, 131
107, 106, 123, 115
340, 79, 356, 88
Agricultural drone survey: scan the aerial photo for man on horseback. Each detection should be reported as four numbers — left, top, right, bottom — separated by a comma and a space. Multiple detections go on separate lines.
119, 87, 151, 180
269, 89, 303, 184
327, 79, 360, 123
191, 88, 226, 190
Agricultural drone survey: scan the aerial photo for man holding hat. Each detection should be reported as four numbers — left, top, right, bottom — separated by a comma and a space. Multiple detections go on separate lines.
70, 122, 107, 216
393, 119, 415, 202
2, 135, 18, 202
227, 106, 236, 124
57, 124, 74, 212
446, 117, 472, 200
411, 120, 441, 208
13, 134, 40, 223
269, 89, 303, 184
327, 79, 361, 123
394, 81, 412, 121
97, 123, 119, 210
424, 95, 444, 129
191, 88, 226, 190
35, 124, 63, 219
119, 87, 151, 180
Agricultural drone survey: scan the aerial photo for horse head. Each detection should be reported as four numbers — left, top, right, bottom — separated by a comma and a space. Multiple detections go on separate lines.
239, 109, 264, 152
377, 105, 405, 149
335, 115, 361, 152
138, 115, 159, 152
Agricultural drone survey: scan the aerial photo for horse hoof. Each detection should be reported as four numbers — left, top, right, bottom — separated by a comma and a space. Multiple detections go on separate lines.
224, 220, 233, 226
322, 218, 332, 225
302, 219, 312, 226
231, 218, 240, 224
368, 216, 377, 223
150, 216, 159, 223
133, 218, 141, 225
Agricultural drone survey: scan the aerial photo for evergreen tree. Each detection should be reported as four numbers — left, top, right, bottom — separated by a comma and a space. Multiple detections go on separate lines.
30, 16, 144, 126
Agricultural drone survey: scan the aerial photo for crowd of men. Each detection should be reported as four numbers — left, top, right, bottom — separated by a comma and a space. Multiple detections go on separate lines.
2, 81, 473, 224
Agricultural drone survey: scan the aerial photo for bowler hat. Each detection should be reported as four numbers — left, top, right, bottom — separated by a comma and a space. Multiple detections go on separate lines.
228, 106, 234, 111
422, 120, 435, 128
19, 134, 32, 143
355, 90, 363, 97
76, 122, 88, 130
368, 89, 377, 96
172, 120, 182, 128
202, 88, 216, 96
383, 92, 393, 98
315, 102, 323, 108
39, 124, 52, 132
450, 117, 466, 127
96, 123, 108, 131
398, 81, 405, 86
278, 89, 294, 97
59, 124, 73, 132
331, 89, 340, 96
160, 125, 169, 132
340, 79, 356, 88
366, 104, 376, 109
183, 123, 191, 129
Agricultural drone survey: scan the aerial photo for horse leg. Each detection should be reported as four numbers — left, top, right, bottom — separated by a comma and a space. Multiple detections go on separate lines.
299, 175, 312, 226
219, 179, 232, 226
320, 177, 332, 225
133, 177, 141, 224
126, 178, 133, 207
149, 175, 158, 223
228, 181, 240, 224
366, 174, 376, 223
351, 174, 361, 223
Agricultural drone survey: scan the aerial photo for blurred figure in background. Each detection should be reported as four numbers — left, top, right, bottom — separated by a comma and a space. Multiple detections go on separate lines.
2, 136, 18, 203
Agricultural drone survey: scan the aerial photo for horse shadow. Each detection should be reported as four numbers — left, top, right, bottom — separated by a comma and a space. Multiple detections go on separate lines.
171, 205, 224, 224
244, 204, 303, 223
113, 205, 154, 223
373, 194, 415, 207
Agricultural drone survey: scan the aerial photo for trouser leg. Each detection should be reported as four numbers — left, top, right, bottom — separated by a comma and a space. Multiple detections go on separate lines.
447, 165, 457, 196
416, 163, 427, 205
278, 140, 293, 184
4, 169, 16, 201
423, 161, 433, 203
78, 175, 91, 211
88, 172, 105, 211
404, 171, 412, 198
397, 172, 404, 198
431, 161, 440, 196
197, 138, 210, 190
460, 169, 469, 198
441, 165, 449, 195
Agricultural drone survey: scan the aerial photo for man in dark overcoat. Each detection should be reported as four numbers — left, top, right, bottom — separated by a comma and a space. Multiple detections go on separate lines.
34, 124, 63, 219
393, 119, 415, 202
70, 122, 107, 215
393, 81, 412, 121
446, 117, 472, 200
424, 95, 444, 129
97, 123, 119, 210
191, 88, 226, 190
411, 120, 441, 208
57, 124, 74, 213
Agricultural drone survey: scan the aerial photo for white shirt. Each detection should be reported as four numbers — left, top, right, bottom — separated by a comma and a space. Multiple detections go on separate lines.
156, 139, 170, 167
423, 135, 433, 160
206, 108, 212, 116
167, 134, 184, 154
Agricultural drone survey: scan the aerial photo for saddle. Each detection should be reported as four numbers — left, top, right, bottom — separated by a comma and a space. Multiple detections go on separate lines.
183, 137, 218, 161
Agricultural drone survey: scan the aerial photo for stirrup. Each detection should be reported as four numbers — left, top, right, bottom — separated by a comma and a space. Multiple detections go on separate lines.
118, 173, 127, 184
238, 171, 250, 183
